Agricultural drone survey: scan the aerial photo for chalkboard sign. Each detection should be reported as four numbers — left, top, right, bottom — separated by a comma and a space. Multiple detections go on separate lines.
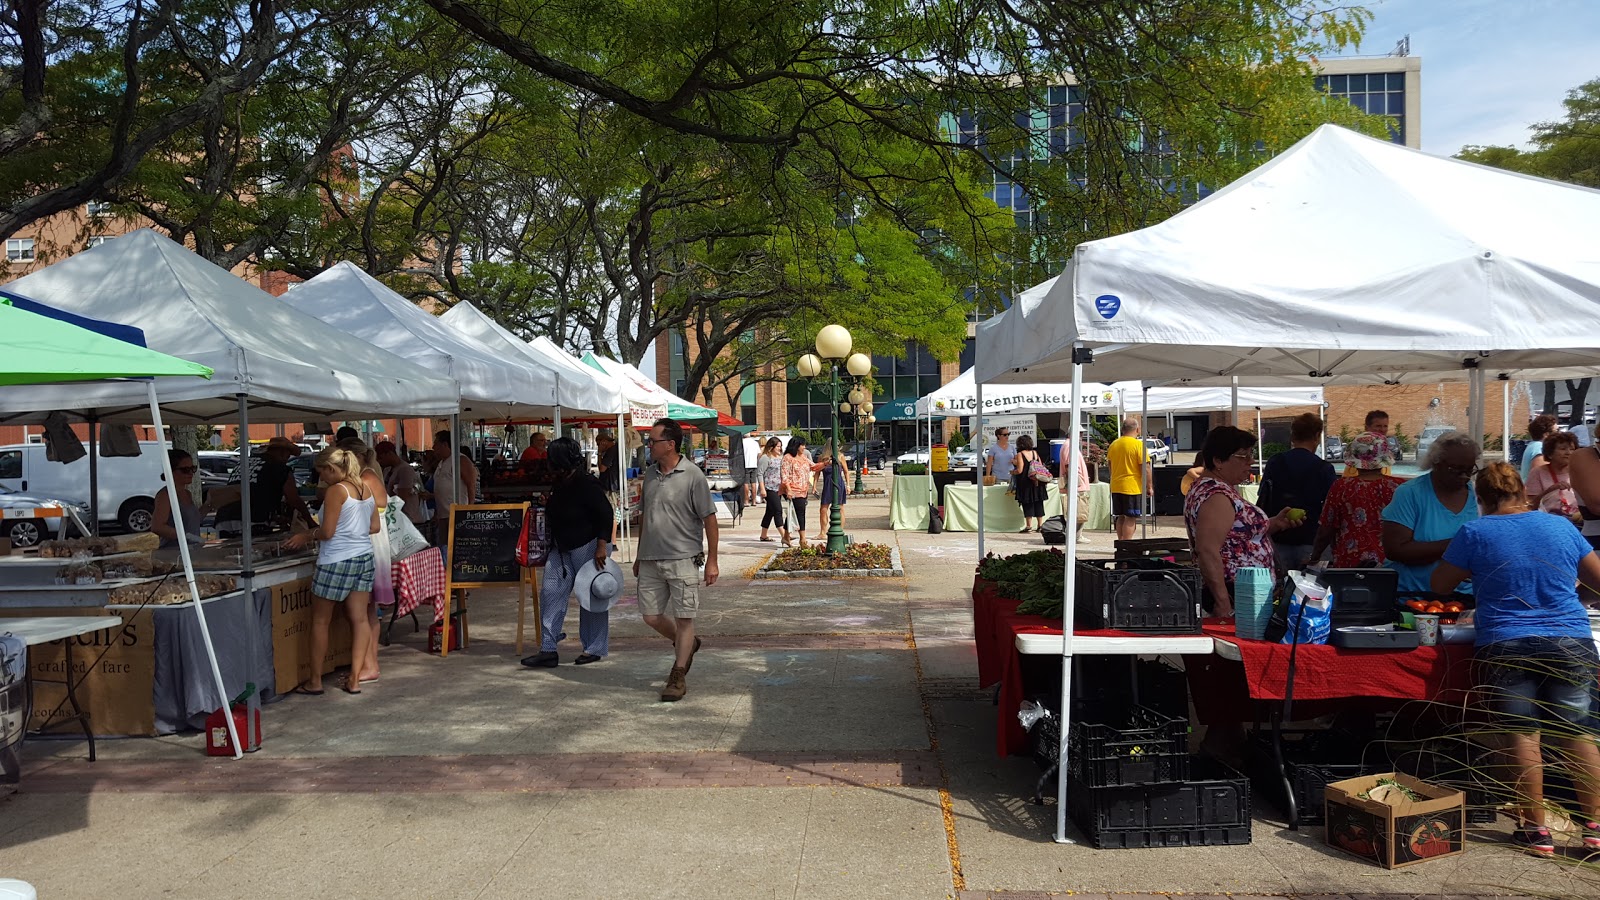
446, 503, 527, 587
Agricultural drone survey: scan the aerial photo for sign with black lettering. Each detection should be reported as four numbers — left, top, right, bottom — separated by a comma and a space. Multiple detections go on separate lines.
447, 503, 527, 588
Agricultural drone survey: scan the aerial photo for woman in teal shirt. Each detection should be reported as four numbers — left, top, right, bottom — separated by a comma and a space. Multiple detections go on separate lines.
1381, 432, 1479, 595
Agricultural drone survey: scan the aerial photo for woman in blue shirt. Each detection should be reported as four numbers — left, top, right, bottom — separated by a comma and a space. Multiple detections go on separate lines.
1381, 432, 1479, 596
1433, 462, 1600, 857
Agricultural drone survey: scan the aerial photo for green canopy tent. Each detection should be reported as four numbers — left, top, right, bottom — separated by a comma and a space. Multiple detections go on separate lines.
0, 299, 244, 756
0, 297, 212, 384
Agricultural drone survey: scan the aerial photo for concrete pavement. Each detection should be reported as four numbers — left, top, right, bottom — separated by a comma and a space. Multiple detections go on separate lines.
2, 472, 1594, 898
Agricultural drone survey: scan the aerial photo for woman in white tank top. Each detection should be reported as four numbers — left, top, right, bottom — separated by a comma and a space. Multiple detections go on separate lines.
285, 447, 380, 695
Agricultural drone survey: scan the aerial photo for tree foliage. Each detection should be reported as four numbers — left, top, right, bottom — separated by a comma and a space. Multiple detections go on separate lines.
1457, 77, 1600, 188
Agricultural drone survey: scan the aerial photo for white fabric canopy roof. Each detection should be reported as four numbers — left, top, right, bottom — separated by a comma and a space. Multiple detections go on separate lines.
916, 368, 1322, 417
581, 353, 718, 422
283, 262, 559, 420
977, 124, 1600, 387
438, 302, 622, 416
0, 229, 459, 423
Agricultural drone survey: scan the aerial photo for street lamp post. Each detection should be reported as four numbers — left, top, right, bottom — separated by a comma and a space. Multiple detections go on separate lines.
799, 325, 871, 553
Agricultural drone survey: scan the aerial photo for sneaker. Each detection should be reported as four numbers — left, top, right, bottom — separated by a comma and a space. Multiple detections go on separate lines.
661, 666, 688, 702
1512, 825, 1555, 856
1076, 534, 1089, 544
1583, 821, 1600, 850
520, 651, 559, 668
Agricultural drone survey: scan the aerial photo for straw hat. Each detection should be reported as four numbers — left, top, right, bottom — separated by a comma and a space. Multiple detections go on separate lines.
263, 436, 302, 456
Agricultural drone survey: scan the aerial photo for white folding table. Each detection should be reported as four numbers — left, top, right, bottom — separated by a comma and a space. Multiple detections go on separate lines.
2, 615, 124, 772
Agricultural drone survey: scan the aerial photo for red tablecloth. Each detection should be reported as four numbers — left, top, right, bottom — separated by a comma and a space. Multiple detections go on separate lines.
1198, 622, 1476, 702
391, 547, 447, 623
973, 576, 1181, 757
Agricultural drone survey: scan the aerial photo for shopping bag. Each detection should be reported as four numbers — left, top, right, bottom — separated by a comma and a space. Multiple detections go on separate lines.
515, 506, 547, 568
384, 499, 430, 560
1279, 570, 1332, 645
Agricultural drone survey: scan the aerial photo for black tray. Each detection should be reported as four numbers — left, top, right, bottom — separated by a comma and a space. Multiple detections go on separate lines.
1329, 625, 1420, 649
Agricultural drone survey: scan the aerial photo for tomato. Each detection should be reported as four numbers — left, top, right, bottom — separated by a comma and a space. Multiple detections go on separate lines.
1444, 602, 1463, 613
1426, 603, 1445, 613
1409, 820, 1455, 858
1406, 600, 1428, 612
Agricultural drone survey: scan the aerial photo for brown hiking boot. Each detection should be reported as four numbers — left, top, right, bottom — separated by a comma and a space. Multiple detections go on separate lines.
661, 666, 688, 702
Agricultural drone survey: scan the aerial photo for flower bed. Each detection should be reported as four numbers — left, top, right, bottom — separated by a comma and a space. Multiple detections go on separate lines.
755, 542, 904, 578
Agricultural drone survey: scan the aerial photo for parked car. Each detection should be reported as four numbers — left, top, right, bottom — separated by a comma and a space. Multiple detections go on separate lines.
1413, 425, 1454, 462
948, 448, 980, 469
1143, 437, 1172, 465
895, 446, 931, 469
0, 484, 87, 548
197, 451, 239, 490
0, 440, 168, 532
843, 440, 888, 471
1324, 436, 1344, 461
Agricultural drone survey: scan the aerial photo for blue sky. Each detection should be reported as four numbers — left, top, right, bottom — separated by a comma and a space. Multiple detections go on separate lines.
1329, 0, 1600, 154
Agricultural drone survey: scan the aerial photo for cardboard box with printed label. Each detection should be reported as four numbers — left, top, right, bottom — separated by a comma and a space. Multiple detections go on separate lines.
1324, 772, 1465, 868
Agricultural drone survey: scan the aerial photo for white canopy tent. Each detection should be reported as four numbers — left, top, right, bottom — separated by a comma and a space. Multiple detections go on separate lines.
973, 124, 1600, 843
438, 302, 625, 420
917, 367, 1324, 552
0, 231, 463, 740
282, 262, 559, 421
0, 230, 459, 423
580, 353, 719, 423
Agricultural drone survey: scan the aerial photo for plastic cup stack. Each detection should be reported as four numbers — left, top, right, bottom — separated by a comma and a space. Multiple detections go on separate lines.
1234, 567, 1275, 640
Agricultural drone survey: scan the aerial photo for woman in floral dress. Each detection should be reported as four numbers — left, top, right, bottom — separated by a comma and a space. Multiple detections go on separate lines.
1311, 431, 1406, 567
1184, 426, 1296, 617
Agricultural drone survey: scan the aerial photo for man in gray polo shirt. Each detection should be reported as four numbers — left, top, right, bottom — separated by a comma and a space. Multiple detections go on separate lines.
633, 418, 719, 701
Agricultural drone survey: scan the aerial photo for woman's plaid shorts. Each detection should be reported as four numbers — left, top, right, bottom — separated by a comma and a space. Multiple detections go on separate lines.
313, 553, 375, 601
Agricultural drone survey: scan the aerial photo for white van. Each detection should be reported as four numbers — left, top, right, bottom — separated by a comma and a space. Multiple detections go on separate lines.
0, 441, 169, 532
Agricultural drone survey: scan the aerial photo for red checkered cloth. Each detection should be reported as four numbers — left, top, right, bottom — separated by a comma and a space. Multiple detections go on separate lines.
391, 547, 447, 623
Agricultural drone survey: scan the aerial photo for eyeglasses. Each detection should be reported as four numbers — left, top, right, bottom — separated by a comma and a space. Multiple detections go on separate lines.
997, 431, 1009, 437
649, 437, 676, 446
1229, 451, 1255, 462
175, 465, 198, 474
1435, 463, 1479, 477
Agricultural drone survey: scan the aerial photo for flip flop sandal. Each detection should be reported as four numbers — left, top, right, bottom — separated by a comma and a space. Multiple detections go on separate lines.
289, 683, 324, 696
342, 684, 362, 695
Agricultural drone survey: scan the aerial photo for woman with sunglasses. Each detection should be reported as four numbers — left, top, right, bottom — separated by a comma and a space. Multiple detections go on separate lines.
1381, 431, 1480, 598
151, 449, 210, 548
1184, 426, 1297, 617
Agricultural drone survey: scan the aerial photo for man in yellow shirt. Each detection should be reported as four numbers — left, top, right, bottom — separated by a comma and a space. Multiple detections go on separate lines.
1107, 417, 1148, 540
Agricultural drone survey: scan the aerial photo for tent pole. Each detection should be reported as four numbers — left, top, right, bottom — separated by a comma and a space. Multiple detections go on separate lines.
975, 379, 984, 557
618, 412, 629, 562
1257, 408, 1264, 480
1140, 387, 1149, 539
1231, 376, 1239, 426
151, 384, 242, 758
236, 393, 257, 751
1055, 344, 1085, 844
1502, 378, 1512, 462
87, 413, 100, 536
1468, 368, 1484, 456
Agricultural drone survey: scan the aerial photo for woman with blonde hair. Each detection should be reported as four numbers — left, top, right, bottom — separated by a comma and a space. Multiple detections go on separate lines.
811, 439, 851, 533
284, 446, 380, 695
1432, 462, 1600, 856
339, 437, 393, 682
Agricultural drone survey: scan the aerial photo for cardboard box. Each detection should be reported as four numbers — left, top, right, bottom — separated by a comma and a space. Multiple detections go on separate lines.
1324, 772, 1465, 868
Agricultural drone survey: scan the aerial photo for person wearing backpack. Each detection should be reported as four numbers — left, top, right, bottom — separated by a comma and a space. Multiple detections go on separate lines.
1010, 434, 1050, 533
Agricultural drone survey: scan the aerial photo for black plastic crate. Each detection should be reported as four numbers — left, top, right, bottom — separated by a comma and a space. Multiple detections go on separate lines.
1249, 732, 1368, 826
1068, 756, 1252, 845
1075, 558, 1201, 633
1075, 658, 1190, 723
1079, 822, 1252, 850
1069, 705, 1190, 787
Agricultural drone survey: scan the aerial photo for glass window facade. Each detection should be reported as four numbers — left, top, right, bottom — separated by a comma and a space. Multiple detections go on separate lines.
1315, 71, 1407, 145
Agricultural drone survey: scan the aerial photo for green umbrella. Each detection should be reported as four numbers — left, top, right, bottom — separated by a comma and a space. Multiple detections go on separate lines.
0, 298, 212, 385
